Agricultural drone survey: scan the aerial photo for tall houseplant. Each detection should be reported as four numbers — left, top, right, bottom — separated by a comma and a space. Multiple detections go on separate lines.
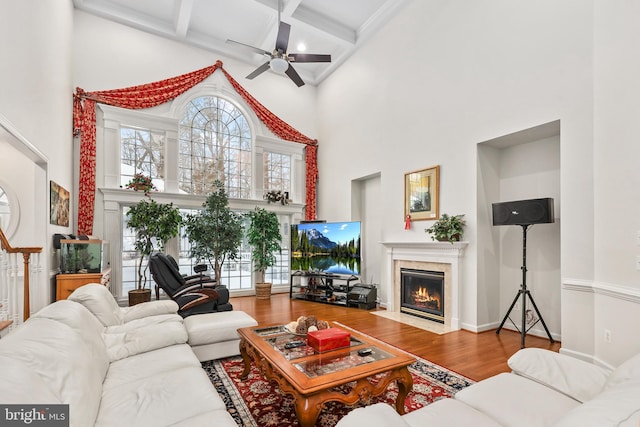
183, 180, 244, 283
425, 213, 465, 243
246, 207, 282, 299
126, 199, 182, 303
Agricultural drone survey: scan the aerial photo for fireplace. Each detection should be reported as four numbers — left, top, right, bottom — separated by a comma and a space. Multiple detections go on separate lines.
400, 268, 445, 323
383, 241, 467, 331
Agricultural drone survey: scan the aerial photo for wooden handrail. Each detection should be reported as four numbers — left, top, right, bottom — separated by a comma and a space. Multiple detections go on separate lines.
0, 227, 42, 321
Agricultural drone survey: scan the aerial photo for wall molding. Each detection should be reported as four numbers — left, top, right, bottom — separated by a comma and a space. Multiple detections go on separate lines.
563, 278, 640, 304
0, 113, 48, 167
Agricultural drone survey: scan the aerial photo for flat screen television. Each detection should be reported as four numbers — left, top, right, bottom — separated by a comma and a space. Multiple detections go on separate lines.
290, 221, 361, 275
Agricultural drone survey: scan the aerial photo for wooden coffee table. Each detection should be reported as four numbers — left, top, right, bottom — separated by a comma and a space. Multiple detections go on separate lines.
237, 322, 415, 427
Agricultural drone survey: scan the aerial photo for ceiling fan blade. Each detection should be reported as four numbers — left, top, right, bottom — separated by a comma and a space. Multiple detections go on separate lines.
246, 61, 271, 80
288, 53, 332, 63
275, 21, 291, 53
226, 39, 271, 56
285, 64, 305, 87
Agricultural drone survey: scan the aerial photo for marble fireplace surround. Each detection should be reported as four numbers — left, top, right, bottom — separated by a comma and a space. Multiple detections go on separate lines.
381, 241, 468, 332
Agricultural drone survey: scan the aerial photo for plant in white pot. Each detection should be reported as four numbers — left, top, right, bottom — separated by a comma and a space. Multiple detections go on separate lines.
425, 213, 465, 243
125, 198, 182, 305
245, 207, 282, 299
183, 180, 244, 284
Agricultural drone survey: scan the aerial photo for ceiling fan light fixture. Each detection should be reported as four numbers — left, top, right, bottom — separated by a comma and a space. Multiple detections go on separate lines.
270, 57, 289, 73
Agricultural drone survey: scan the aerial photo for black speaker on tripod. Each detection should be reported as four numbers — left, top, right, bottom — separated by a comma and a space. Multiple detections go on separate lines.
492, 197, 554, 226
493, 197, 555, 348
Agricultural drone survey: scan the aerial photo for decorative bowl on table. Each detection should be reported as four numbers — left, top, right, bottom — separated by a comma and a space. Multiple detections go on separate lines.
284, 315, 330, 335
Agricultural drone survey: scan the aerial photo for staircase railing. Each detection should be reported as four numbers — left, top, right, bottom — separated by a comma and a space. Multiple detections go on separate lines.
0, 227, 42, 326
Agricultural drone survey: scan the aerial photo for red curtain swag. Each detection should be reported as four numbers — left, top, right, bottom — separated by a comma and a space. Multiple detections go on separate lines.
73, 60, 318, 235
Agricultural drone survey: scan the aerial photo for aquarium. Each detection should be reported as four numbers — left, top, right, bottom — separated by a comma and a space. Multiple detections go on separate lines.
59, 239, 110, 274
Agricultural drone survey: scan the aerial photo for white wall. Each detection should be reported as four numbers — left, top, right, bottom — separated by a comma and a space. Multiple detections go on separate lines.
0, 0, 74, 310
315, 0, 640, 363
589, 0, 640, 366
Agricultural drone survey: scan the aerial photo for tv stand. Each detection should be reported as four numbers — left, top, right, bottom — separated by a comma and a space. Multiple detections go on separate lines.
289, 270, 360, 307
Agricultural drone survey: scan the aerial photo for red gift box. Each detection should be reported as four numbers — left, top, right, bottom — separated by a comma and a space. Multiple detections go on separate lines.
307, 327, 351, 353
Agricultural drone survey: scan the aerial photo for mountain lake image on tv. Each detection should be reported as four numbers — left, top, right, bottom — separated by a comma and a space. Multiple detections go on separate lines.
290, 221, 361, 275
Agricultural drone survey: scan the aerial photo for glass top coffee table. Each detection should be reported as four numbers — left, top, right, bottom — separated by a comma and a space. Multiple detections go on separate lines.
237, 322, 415, 427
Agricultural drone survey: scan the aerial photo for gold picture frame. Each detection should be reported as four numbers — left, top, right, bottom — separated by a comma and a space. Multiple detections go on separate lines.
404, 165, 439, 221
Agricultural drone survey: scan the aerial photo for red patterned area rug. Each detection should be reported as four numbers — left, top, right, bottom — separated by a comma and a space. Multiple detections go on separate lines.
202, 349, 473, 427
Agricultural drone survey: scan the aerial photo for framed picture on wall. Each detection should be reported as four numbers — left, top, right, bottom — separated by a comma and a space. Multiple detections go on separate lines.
404, 165, 439, 221
50, 181, 70, 227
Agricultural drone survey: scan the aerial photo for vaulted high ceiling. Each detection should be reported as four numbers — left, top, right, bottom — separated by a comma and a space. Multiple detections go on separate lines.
72, 0, 411, 86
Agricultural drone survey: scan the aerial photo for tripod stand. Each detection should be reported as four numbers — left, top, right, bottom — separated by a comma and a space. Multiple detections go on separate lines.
496, 224, 554, 348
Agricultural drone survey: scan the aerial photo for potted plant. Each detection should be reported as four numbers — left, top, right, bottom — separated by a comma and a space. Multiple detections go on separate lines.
425, 213, 465, 243
263, 190, 290, 205
126, 198, 182, 305
246, 207, 282, 299
124, 173, 157, 196
183, 180, 244, 284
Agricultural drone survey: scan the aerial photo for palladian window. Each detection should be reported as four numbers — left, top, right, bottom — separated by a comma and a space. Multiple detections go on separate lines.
178, 96, 252, 198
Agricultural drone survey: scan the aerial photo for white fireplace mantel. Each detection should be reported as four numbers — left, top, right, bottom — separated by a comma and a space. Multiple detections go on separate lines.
381, 241, 468, 258
381, 241, 468, 331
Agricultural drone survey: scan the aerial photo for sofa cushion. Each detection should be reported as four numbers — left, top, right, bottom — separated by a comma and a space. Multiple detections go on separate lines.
102, 344, 202, 390
0, 317, 106, 427
0, 355, 61, 404
69, 283, 181, 327
455, 372, 580, 427
121, 299, 180, 323
97, 365, 227, 427
508, 348, 611, 402
554, 378, 640, 427
335, 402, 412, 427
68, 283, 124, 326
104, 313, 183, 334
402, 398, 502, 427
30, 300, 109, 368
103, 321, 188, 361
183, 310, 257, 346
605, 351, 640, 390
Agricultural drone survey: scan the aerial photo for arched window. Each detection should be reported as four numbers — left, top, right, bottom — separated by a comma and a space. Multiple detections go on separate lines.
179, 96, 252, 198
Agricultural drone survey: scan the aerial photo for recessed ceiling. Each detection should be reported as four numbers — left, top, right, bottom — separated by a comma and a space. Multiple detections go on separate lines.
72, 0, 411, 86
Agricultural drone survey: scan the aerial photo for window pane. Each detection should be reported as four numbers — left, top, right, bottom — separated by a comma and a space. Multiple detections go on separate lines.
179, 96, 252, 196
264, 152, 291, 193
178, 209, 252, 291
121, 208, 154, 294
120, 126, 165, 191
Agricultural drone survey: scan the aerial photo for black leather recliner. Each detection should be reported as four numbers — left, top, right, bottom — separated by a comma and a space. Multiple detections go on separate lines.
148, 253, 233, 317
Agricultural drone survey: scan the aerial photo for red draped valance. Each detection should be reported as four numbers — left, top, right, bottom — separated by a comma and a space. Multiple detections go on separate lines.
73, 60, 318, 235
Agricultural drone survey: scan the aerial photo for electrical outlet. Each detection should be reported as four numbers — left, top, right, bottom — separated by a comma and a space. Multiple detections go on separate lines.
637, 230, 640, 246
514, 301, 520, 310
604, 329, 612, 343
636, 256, 640, 271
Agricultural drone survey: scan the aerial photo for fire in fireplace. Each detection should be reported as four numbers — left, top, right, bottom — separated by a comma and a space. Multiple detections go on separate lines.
400, 268, 445, 323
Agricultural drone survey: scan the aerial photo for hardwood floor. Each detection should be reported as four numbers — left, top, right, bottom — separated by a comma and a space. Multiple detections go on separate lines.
230, 293, 560, 382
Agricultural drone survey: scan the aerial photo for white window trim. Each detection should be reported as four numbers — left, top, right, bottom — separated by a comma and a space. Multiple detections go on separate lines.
94, 91, 307, 300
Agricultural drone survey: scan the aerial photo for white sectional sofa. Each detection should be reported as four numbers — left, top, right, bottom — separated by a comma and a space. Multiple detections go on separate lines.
68, 284, 257, 362
337, 347, 640, 427
0, 287, 242, 427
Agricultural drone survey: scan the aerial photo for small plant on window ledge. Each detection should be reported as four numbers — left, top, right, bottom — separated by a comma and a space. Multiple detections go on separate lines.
264, 190, 290, 205
124, 173, 157, 196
